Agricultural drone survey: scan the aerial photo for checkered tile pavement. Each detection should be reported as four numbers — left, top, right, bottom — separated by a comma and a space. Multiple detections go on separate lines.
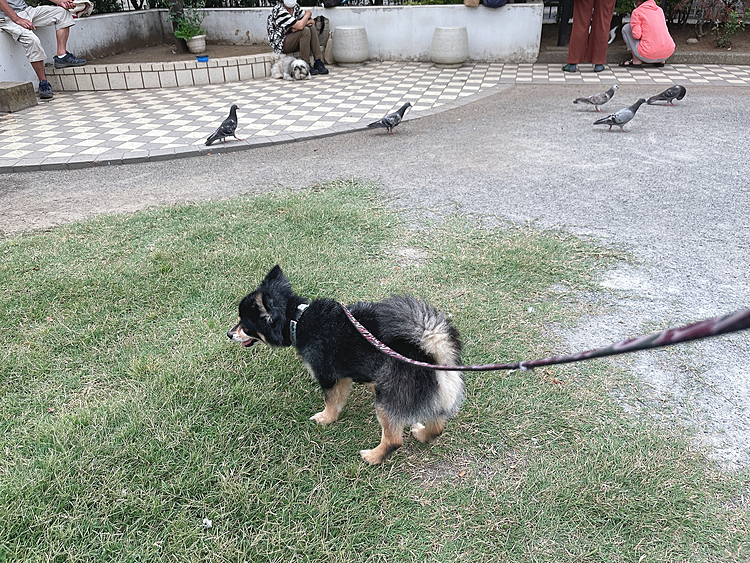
2, 61, 749, 172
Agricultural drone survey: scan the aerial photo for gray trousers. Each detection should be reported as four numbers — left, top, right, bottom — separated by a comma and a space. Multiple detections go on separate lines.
621, 23, 663, 63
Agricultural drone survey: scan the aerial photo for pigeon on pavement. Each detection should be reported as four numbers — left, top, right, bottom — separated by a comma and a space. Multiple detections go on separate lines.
367, 102, 412, 134
206, 104, 240, 146
594, 98, 646, 132
647, 85, 687, 106
574, 85, 618, 112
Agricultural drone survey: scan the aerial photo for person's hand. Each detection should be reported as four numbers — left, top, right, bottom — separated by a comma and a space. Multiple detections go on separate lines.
306, 20, 314, 27
51, 0, 76, 8
13, 16, 34, 29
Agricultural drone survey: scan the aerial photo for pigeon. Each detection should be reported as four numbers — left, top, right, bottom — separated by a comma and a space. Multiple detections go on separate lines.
647, 85, 687, 106
594, 98, 646, 132
574, 85, 618, 112
367, 102, 412, 134
206, 104, 240, 146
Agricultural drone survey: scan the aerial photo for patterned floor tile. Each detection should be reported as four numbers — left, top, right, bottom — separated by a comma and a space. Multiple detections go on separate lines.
1, 61, 748, 170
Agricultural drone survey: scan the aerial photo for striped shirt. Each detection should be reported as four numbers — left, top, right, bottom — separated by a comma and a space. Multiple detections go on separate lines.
267, 3, 303, 53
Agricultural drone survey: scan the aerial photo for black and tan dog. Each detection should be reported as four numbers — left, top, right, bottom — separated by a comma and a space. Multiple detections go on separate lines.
227, 265, 465, 464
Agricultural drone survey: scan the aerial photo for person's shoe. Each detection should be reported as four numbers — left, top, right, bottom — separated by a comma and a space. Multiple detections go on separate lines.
313, 59, 329, 75
593, 64, 605, 72
562, 63, 577, 73
309, 64, 320, 76
54, 52, 86, 68
38, 79, 53, 100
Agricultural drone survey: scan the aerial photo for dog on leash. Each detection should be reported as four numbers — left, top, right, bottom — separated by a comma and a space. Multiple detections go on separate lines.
270, 54, 311, 81
227, 266, 465, 464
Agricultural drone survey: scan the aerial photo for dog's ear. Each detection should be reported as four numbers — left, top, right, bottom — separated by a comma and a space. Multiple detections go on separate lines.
263, 265, 292, 292
257, 291, 286, 344
265, 265, 284, 283
255, 293, 273, 322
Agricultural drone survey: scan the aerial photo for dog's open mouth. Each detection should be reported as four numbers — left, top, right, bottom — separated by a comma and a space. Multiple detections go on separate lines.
241, 337, 260, 348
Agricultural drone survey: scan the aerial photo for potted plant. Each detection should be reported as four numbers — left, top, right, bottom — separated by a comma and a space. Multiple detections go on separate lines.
174, 2, 207, 54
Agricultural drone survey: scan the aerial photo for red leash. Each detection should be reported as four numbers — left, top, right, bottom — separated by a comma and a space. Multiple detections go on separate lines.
341, 305, 750, 372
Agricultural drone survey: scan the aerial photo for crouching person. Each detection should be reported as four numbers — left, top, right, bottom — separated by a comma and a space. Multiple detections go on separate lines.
0, 0, 86, 99
619, 0, 675, 67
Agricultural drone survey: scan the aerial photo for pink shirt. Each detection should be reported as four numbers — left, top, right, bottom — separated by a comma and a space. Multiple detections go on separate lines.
630, 0, 675, 60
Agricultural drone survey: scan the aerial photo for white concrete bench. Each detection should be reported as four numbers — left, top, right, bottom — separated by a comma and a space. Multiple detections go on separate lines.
0, 27, 56, 84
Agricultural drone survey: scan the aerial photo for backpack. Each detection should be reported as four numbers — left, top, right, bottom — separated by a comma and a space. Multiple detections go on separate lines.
314, 15, 330, 48
482, 0, 508, 7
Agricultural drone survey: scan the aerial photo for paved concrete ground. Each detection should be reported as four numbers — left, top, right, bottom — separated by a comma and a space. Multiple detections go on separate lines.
1, 68, 748, 469
1, 61, 749, 172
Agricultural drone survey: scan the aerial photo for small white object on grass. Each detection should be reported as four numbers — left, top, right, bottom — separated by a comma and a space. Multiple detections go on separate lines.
202, 517, 212, 529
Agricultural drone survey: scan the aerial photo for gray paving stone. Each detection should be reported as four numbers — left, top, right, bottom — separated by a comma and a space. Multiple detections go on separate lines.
149, 148, 176, 161
0, 161, 19, 174
39, 156, 72, 171
67, 154, 95, 169
12, 159, 41, 172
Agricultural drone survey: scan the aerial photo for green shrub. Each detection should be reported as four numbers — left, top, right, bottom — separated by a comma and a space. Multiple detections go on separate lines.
173, 2, 206, 39
713, 8, 745, 47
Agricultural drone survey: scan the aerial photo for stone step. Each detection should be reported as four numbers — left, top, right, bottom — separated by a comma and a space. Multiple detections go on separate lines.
0, 81, 37, 113
45, 53, 274, 92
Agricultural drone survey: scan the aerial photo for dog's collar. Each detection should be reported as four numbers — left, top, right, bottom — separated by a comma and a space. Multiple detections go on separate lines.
289, 303, 309, 347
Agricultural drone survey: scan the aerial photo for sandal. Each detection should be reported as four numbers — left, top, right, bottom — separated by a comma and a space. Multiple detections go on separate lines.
619, 59, 643, 67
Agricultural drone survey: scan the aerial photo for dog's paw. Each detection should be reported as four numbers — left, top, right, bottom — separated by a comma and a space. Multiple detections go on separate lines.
411, 423, 428, 443
359, 448, 384, 465
310, 410, 335, 425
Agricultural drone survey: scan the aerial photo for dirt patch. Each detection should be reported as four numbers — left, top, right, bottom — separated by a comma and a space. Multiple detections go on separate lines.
407, 447, 529, 488
668, 24, 750, 52
541, 22, 750, 54
87, 43, 272, 65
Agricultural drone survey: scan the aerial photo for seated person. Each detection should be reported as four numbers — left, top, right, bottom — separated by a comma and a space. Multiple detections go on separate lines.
267, 0, 328, 75
620, 0, 675, 67
0, 0, 86, 99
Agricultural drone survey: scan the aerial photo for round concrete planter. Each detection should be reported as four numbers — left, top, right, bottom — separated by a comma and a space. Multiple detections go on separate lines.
332, 26, 369, 66
186, 34, 207, 54
430, 27, 469, 68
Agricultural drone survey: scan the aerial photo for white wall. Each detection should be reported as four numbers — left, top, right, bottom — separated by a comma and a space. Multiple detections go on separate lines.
1, 9, 171, 84
203, 4, 543, 63
2, 3, 542, 84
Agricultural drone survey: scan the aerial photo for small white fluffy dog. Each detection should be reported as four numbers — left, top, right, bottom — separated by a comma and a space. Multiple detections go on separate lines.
271, 54, 310, 81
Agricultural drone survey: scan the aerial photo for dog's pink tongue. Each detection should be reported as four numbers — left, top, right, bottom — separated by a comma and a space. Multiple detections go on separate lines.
241, 338, 257, 347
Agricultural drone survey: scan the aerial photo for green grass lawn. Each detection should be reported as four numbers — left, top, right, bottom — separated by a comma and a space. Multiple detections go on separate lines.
1, 181, 747, 562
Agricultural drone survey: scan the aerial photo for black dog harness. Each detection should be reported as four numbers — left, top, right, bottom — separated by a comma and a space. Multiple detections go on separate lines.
289, 303, 309, 346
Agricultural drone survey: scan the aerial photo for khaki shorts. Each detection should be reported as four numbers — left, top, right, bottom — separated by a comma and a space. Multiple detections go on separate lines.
0, 5, 75, 62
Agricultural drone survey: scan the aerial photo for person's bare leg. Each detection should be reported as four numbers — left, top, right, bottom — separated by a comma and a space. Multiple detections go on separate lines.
30, 60, 46, 81
55, 26, 70, 57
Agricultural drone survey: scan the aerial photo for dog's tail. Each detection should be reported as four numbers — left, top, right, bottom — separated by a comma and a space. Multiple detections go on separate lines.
380, 296, 465, 417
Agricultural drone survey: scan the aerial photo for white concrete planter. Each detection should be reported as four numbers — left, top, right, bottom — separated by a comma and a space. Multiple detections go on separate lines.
186, 34, 207, 54
430, 26, 469, 67
331, 26, 369, 65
